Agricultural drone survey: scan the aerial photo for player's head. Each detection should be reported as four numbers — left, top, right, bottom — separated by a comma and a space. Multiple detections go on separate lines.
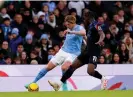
65, 15, 76, 29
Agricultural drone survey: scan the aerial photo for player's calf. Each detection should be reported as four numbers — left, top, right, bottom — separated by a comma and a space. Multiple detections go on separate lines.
24, 62, 56, 90
87, 64, 102, 79
87, 64, 107, 90
61, 61, 72, 91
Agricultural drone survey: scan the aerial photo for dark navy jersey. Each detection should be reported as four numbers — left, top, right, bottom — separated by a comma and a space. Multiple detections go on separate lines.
87, 26, 100, 45
86, 21, 105, 53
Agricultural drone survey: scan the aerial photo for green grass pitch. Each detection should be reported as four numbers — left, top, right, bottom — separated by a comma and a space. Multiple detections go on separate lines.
0, 90, 133, 97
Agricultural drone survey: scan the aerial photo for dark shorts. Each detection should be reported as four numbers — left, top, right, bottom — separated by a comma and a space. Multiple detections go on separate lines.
77, 44, 100, 68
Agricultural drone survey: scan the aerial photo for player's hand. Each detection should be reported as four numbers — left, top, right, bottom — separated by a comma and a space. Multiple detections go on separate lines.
95, 41, 104, 46
64, 30, 69, 34
64, 30, 73, 34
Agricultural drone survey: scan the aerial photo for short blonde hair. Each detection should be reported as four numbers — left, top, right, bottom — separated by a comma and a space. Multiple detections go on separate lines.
65, 15, 76, 24
30, 60, 38, 64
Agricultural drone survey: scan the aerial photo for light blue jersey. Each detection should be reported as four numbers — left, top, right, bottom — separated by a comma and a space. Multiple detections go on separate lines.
61, 25, 85, 56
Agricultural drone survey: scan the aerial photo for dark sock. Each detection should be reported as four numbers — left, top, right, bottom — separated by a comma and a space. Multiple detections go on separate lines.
61, 66, 75, 83
93, 71, 102, 79
62, 70, 66, 83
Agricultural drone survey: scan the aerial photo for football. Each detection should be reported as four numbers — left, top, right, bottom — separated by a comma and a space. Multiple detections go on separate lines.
28, 83, 39, 92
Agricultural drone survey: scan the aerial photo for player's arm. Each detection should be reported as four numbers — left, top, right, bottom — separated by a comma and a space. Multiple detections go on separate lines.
68, 29, 86, 36
98, 31, 105, 42
68, 26, 86, 36
83, 35, 87, 45
95, 30, 105, 45
95, 26, 105, 45
83, 35, 87, 42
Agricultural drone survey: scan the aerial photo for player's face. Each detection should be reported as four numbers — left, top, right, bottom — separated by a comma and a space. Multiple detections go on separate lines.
66, 22, 74, 29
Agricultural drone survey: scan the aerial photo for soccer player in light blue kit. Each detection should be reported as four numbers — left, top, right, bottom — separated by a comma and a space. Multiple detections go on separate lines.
25, 15, 86, 90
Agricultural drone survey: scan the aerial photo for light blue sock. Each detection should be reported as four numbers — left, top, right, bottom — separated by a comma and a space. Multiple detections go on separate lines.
33, 68, 48, 83
62, 70, 68, 91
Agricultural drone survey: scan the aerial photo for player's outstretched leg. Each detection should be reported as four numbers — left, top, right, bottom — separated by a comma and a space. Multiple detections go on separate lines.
61, 61, 72, 91
25, 61, 56, 89
87, 64, 107, 90
61, 70, 68, 91
48, 58, 82, 91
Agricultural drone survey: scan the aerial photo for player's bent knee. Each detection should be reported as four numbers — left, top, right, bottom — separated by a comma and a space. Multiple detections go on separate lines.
87, 64, 95, 75
61, 66, 70, 71
71, 58, 82, 69
61, 61, 72, 71
61, 66, 68, 71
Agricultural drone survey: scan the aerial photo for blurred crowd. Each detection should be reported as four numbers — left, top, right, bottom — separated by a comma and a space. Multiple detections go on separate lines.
0, 1, 133, 64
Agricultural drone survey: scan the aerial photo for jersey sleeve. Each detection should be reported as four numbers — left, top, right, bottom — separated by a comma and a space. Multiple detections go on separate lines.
79, 25, 85, 31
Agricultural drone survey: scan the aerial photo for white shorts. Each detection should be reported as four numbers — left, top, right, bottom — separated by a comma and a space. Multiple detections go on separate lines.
50, 49, 77, 66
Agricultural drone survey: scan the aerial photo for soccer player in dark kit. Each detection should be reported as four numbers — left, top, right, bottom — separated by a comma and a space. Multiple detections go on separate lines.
48, 16, 108, 91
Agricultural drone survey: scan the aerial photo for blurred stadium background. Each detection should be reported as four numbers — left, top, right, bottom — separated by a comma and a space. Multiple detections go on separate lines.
0, 1, 133, 97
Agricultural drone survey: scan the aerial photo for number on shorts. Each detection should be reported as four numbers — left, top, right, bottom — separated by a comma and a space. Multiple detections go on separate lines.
93, 56, 97, 62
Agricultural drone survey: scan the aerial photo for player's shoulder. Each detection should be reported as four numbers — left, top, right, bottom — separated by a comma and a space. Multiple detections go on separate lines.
76, 24, 83, 28
76, 24, 85, 30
